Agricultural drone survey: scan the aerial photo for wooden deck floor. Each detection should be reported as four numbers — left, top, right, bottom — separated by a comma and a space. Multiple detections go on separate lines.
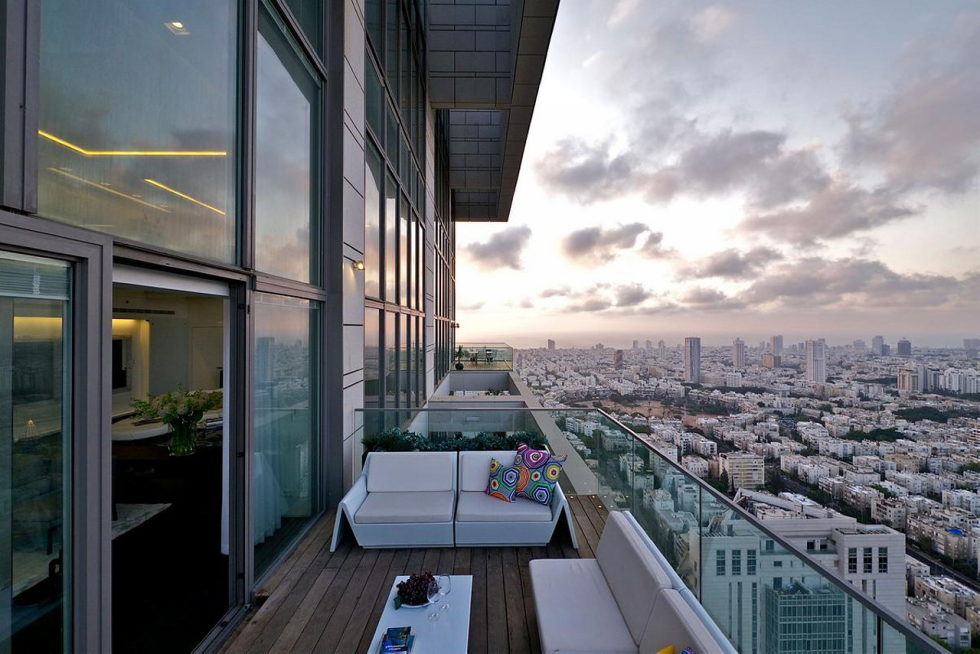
219, 495, 609, 654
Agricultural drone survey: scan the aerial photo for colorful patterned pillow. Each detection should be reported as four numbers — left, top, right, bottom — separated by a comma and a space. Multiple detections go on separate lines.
513, 443, 566, 505
485, 457, 522, 503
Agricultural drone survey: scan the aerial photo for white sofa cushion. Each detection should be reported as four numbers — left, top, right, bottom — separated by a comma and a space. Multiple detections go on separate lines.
596, 512, 673, 644
456, 491, 552, 522
530, 558, 637, 654
458, 451, 518, 492
354, 491, 455, 524
639, 589, 725, 654
366, 452, 455, 492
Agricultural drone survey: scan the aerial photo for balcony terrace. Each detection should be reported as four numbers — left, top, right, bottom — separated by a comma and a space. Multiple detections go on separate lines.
224, 407, 943, 654
220, 495, 602, 654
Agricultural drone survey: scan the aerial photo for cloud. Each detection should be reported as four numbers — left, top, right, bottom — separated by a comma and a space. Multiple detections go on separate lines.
738, 257, 975, 309
464, 226, 532, 270
561, 222, 649, 262
536, 139, 637, 204
680, 247, 783, 280
460, 301, 485, 311
540, 287, 570, 298
615, 283, 651, 307
691, 5, 735, 42
608, 0, 641, 27
636, 231, 676, 259
843, 18, 980, 193
739, 183, 917, 245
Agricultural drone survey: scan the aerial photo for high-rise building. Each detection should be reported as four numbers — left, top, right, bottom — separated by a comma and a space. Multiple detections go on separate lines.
872, 335, 885, 356
684, 337, 701, 383
632, 339, 639, 350
805, 340, 827, 383
769, 335, 783, 357
658, 340, 667, 358
732, 338, 746, 369
897, 338, 912, 356
762, 353, 781, 369
547, 339, 556, 350
852, 339, 866, 350
595, 343, 604, 350
645, 339, 652, 350
613, 349, 624, 369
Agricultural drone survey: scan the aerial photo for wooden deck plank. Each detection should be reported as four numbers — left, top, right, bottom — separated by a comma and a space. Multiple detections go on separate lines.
468, 547, 489, 654
485, 548, 508, 654
502, 547, 530, 654
220, 498, 601, 654
355, 548, 412, 654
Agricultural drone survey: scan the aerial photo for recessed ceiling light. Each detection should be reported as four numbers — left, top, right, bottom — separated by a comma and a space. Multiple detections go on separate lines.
164, 21, 189, 35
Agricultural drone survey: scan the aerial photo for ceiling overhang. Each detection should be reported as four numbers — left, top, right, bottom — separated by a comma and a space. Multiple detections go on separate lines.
427, 0, 559, 222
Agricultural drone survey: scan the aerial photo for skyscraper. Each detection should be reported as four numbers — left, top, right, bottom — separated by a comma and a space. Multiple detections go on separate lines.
732, 338, 746, 369
897, 338, 911, 356
547, 339, 556, 350
632, 339, 639, 350
805, 340, 827, 383
769, 335, 783, 357
872, 335, 885, 356
645, 339, 652, 350
657, 340, 667, 358
613, 349, 624, 369
684, 337, 701, 383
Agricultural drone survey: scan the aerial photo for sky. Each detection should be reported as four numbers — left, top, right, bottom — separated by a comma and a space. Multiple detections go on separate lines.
455, 0, 980, 348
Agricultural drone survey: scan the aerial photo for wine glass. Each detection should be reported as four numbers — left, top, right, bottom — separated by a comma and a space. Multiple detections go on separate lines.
437, 574, 451, 613
427, 580, 441, 621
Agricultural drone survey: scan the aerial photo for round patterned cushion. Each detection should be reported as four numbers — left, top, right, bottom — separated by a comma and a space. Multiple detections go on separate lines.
485, 457, 521, 503
513, 444, 566, 505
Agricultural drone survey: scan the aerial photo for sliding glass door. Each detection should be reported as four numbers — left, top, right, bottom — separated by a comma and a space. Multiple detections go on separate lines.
0, 251, 72, 654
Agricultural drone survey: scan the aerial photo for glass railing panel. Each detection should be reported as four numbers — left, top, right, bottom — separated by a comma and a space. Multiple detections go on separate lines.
453, 342, 514, 371
353, 407, 944, 654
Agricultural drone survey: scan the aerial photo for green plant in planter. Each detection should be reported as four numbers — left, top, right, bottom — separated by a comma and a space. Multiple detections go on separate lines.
362, 427, 548, 454
362, 428, 426, 454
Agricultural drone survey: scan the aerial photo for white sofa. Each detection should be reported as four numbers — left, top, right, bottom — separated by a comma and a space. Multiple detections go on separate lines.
455, 450, 578, 548
330, 452, 457, 551
529, 511, 735, 654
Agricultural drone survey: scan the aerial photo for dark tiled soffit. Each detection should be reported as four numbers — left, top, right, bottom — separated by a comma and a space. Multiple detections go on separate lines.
427, 0, 559, 222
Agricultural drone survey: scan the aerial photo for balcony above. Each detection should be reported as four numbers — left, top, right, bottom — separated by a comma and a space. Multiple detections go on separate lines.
426, 0, 559, 222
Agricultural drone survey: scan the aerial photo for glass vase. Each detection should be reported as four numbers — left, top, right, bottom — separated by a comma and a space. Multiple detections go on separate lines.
168, 423, 198, 456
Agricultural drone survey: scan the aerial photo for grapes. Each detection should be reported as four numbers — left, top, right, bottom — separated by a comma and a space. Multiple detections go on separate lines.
396, 572, 436, 606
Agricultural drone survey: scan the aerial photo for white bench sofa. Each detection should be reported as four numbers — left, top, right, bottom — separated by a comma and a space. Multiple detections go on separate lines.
529, 511, 735, 654
455, 450, 578, 548
330, 452, 457, 551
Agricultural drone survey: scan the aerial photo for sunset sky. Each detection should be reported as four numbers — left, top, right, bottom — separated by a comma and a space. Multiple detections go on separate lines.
455, 0, 980, 348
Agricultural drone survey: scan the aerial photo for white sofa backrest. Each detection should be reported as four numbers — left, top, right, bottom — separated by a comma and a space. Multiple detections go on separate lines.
458, 450, 518, 492
366, 452, 456, 493
597, 511, 673, 645
640, 588, 724, 654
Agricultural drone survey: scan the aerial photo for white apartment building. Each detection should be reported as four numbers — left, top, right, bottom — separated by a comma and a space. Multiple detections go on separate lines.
805, 339, 827, 383
720, 453, 765, 490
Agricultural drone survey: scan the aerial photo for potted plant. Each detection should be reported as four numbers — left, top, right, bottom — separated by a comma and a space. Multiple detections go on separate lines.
454, 346, 465, 370
131, 387, 223, 456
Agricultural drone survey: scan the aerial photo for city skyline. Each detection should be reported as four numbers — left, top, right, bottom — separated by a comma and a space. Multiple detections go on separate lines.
456, 1, 980, 346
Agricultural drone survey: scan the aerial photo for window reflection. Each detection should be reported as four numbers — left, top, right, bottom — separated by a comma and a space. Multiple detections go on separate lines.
255, 11, 319, 283
1, 252, 71, 653
253, 293, 318, 576
365, 145, 382, 299
39, 1, 237, 262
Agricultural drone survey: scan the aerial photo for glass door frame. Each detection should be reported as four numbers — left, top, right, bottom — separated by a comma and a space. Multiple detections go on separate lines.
0, 210, 112, 654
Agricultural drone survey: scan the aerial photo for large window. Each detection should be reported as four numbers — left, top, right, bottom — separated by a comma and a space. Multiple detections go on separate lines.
363, 0, 428, 410
38, 1, 238, 262
0, 252, 71, 653
255, 8, 320, 283
253, 293, 319, 576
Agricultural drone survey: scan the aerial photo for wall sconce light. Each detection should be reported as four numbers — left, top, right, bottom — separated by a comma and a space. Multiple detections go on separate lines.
352, 260, 365, 271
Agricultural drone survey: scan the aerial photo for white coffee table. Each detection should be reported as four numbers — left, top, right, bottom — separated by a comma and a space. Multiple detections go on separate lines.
366, 575, 472, 654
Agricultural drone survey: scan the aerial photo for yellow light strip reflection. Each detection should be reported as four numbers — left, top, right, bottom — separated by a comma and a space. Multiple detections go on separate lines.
47, 168, 170, 212
38, 130, 227, 157
143, 178, 226, 216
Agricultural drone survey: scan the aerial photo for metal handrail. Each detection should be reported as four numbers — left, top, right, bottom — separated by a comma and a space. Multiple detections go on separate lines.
355, 405, 944, 652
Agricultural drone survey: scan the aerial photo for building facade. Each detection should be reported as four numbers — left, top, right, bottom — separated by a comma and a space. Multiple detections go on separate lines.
684, 336, 701, 383
0, 1, 557, 652
806, 339, 827, 383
